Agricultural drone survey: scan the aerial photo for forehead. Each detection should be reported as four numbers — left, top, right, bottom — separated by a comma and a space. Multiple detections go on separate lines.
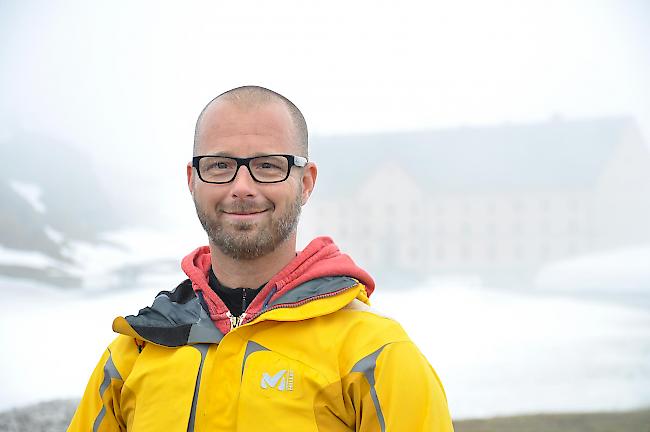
195, 100, 299, 156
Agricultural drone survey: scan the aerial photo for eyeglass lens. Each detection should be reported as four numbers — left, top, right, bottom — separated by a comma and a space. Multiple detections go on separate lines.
198, 156, 290, 183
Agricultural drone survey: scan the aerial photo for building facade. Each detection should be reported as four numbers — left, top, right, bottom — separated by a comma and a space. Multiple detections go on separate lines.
303, 117, 650, 283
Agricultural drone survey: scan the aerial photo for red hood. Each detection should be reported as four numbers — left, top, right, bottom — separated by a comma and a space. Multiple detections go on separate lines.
181, 236, 374, 334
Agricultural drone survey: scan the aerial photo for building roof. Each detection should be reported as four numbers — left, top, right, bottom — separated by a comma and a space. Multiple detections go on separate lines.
310, 116, 639, 198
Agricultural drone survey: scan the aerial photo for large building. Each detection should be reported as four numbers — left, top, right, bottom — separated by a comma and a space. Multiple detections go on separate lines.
303, 117, 650, 283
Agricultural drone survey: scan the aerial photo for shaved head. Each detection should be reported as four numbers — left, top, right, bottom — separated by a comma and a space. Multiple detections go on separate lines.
194, 85, 308, 157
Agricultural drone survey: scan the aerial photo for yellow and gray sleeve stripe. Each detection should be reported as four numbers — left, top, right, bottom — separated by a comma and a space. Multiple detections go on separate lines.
92, 350, 122, 432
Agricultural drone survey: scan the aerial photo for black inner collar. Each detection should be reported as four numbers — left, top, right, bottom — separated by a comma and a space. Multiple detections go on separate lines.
208, 268, 265, 317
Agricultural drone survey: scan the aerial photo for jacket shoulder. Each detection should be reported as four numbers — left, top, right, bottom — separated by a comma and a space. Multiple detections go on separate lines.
324, 298, 414, 372
106, 334, 143, 380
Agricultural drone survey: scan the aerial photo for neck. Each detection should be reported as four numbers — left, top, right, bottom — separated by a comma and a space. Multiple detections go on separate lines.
209, 236, 297, 289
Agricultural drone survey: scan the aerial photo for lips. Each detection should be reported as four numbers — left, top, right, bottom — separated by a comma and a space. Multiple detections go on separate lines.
221, 209, 268, 215
221, 200, 270, 213
220, 206, 271, 219
224, 210, 268, 216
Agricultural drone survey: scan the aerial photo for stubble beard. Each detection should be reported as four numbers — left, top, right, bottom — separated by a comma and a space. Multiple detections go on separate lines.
194, 191, 302, 261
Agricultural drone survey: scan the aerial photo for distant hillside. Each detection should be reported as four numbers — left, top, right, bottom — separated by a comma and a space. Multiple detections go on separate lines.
0, 132, 125, 287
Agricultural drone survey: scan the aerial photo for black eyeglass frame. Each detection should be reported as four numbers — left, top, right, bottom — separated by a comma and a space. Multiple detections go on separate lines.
192, 154, 308, 184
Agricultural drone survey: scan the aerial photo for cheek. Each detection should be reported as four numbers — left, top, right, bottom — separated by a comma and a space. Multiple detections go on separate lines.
265, 184, 301, 208
193, 186, 225, 208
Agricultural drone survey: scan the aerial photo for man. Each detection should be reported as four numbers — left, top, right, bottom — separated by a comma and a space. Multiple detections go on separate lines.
69, 86, 454, 431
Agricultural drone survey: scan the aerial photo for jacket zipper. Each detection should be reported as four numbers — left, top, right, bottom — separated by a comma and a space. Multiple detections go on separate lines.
226, 311, 247, 330
226, 287, 251, 331
240, 284, 357, 328
242, 288, 247, 316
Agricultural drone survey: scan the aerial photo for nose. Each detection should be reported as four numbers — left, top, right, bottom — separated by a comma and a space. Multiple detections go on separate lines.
229, 164, 257, 198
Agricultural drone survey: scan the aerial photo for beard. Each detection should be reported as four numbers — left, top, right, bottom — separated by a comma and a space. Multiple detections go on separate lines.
194, 190, 302, 261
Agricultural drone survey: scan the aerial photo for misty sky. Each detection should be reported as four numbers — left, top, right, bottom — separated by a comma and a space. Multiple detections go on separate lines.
1, 0, 649, 229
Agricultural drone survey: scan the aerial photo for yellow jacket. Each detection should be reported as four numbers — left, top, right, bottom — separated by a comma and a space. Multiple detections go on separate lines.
69, 238, 454, 431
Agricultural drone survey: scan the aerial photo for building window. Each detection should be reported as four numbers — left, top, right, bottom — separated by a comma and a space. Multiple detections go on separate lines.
461, 244, 471, 261
540, 219, 550, 234
514, 244, 524, 261
568, 243, 578, 255
410, 246, 419, 262
540, 244, 550, 260
567, 219, 579, 233
487, 244, 497, 261
540, 198, 550, 212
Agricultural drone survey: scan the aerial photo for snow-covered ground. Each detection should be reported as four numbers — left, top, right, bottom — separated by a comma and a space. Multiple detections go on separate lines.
1, 273, 649, 419
373, 281, 650, 418
1, 231, 649, 419
535, 246, 650, 304
0, 226, 201, 290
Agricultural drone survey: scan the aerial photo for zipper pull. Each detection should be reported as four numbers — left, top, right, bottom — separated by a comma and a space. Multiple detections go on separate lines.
226, 311, 237, 330
226, 311, 247, 331
237, 312, 247, 328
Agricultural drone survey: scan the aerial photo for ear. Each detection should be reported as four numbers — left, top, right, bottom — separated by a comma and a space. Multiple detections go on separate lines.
300, 162, 317, 205
187, 162, 195, 194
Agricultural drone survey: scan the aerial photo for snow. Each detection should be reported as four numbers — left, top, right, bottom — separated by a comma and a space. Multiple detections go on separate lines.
536, 246, 650, 294
1, 276, 649, 419
372, 282, 650, 418
43, 226, 64, 244
8, 181, 46, 213
2, 226, 190, 290
0, 280, 163, 411
1, 232, 649, 418
0, 246, 62, 268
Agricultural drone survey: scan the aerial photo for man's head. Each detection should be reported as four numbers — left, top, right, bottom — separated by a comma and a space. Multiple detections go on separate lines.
188, 86, 316, 260
193, 86, 308, 157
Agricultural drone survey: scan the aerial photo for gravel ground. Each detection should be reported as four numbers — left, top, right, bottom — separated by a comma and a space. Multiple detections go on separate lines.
0, 399, 77, 432
1, 399, 648, 432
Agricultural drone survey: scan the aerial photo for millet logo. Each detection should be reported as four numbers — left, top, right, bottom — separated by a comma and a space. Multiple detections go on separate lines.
260, 369, 294, 391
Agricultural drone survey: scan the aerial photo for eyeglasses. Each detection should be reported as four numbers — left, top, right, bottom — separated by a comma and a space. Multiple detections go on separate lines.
192, 154, 308, 184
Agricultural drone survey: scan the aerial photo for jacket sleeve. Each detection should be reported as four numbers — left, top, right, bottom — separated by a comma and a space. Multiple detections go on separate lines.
347, 341, 454, 432
68, 344, 128, 432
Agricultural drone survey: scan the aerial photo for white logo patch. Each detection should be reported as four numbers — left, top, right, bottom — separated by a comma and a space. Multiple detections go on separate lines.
260, 369, 294, 391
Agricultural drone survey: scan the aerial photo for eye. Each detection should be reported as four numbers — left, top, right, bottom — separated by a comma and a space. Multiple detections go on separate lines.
259, 162, 280, 169
201, 157, 235, 173
208, 160, 234, 170
252, 158, 284, 171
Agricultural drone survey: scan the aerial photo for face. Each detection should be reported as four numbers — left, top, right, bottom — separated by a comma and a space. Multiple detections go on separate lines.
188, 100, 316, 260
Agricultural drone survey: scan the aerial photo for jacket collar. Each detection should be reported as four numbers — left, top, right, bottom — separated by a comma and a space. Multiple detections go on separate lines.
112, 276, 369, 347
181, 236, 374, 335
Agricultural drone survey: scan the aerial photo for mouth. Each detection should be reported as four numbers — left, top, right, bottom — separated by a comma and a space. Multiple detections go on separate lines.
222, 209, 269, 220
223, 209, 268, 215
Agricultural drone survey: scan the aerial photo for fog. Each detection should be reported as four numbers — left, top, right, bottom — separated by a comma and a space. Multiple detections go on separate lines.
1, 0, 649, 420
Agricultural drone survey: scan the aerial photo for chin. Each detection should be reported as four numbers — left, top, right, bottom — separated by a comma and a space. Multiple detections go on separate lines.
230, 222, 256, 231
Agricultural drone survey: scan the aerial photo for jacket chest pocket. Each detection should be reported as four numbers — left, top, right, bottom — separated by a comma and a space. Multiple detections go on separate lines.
238, 348, 328, 430
122, 345, 203, 431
